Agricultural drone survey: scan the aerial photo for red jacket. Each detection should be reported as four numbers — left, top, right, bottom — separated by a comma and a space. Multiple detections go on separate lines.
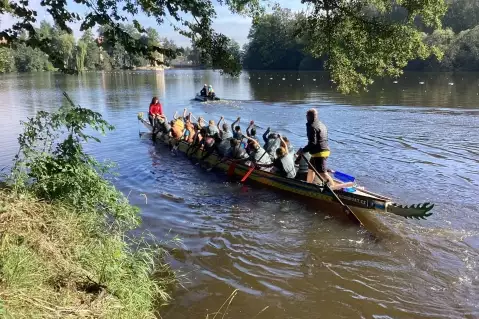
149, 103, 163, 115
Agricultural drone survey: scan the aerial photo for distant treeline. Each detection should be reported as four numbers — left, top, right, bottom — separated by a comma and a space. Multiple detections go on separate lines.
0, 21, 191, 73
242, 1, 479, 72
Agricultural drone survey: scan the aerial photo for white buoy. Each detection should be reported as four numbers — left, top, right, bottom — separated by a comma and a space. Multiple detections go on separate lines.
269, 77, 273, 80
419, 81, 425, 85
448, 82, 454, 86
282, 78, 285, 80
297, 78, 300, 81
313, 79, 316, 81
393, 81, 398, 84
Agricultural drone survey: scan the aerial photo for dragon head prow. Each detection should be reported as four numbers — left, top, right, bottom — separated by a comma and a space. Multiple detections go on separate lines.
387, 202, 435, 220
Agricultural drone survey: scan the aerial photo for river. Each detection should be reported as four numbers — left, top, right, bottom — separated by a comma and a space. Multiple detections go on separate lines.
0, 70, 478, 318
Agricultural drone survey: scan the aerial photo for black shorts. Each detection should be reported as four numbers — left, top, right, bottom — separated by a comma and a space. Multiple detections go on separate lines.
295, 172, 308, 181
311, 156, 327, 173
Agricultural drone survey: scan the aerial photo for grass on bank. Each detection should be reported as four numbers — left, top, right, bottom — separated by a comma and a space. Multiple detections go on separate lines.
0, 189, 175, 318
0, 93, 176, 318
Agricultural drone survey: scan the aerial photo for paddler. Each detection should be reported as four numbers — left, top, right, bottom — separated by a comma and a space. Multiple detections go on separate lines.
297, 108, 334, 186
258, 135, 296, 178
207, 119, 219, 137
169, 111, 185, 140
283, 136, 295, 154
294, 151, 311, 181
184, 113, 196, 143
244, 137, 272, 166
262, 127, 280, 160
231, 117, 243, 140
223, 138, 248, 161
216, 116, 233, 156
245, 121, 259, 154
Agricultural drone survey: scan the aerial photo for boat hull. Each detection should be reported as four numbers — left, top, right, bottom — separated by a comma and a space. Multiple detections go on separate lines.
195, 94, 220, 102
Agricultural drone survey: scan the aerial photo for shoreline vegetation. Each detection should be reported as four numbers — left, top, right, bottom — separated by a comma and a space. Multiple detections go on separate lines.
0, 93, 175, 318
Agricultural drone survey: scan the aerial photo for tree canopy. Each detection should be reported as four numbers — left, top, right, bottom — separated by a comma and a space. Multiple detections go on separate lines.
0, 0, 452, 92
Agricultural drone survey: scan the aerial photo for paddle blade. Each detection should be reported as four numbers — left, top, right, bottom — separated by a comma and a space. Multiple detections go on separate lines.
241, 165, 256, 183
227, 162, 237, 176
333, 171, 355, 183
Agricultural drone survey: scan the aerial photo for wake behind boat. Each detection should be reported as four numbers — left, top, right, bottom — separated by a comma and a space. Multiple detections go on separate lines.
137, 112, 434, 233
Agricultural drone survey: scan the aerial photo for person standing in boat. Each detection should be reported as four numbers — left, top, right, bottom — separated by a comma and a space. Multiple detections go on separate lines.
148, 97, 164, 125
200, 84, 208, 97
297, 108, 334, 186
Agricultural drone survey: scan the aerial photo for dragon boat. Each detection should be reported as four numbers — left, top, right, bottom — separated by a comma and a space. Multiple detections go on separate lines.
138, 115, 434, 232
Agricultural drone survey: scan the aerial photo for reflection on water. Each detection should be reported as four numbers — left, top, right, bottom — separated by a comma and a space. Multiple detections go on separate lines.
0, 70, 478, 318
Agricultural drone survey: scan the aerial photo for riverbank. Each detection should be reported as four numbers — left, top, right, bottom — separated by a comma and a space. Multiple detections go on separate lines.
0, 187, 175, 318
0, 95, 177, 317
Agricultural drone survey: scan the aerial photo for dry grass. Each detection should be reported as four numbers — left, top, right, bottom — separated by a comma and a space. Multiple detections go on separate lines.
0, 189, 175, 318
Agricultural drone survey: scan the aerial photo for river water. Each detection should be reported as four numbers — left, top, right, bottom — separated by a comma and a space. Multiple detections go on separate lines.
0, 70, 478, 318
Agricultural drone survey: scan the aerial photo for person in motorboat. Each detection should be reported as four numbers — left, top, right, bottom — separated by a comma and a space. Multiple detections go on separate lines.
200, 84, 208, 97
207, 85, 216, 99
148, 97, 164, 125
296, 108, 334, 186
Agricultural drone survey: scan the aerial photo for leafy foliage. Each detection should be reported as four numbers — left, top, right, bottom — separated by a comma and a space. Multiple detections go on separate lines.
444, 26, 479, 70
9, 92, 139, 229
0, 0, 263, 75
298, 0, 447, 93
0, 0, 458, 91
242, 7, 323, 71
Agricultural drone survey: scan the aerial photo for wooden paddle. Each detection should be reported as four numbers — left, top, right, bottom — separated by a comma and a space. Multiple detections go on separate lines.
301, 154, 362, 226
240, 148, 268, 183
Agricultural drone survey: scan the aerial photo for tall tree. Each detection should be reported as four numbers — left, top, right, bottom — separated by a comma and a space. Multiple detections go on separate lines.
80, 29, 100, 70
443, 0, 479, 33
0, 0, 448, 92
75, 40, 87, 71
0, 47, 15, 73
243, 7, 308, 70
300, 0, 447, 93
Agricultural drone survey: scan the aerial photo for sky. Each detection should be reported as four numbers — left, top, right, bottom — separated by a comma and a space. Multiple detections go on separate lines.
0, 0, 306, 48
